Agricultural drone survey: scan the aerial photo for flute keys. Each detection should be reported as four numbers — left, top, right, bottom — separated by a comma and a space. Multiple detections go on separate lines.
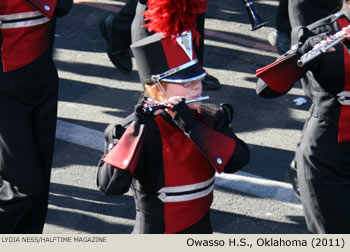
337, 91, 350, 105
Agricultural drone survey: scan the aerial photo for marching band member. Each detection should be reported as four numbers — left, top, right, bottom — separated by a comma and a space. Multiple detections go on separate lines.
97, 0, 250, 233
0, 0, 72, 233
256, 0, 350, 233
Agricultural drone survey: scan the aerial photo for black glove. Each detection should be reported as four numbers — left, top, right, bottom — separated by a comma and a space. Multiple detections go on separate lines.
134, 102, 147, 124
297, 32, 329, 57
172, 99, 195, 134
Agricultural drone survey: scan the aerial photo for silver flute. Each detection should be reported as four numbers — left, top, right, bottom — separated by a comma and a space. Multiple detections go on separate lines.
297, 24, 350, 67
143, 96, 210, 113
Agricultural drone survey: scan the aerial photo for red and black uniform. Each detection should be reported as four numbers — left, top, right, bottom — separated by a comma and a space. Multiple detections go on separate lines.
257, 10, 350, 233
288, 0, 342, 27
98, 102, 250, 233
0, 0, 72, 233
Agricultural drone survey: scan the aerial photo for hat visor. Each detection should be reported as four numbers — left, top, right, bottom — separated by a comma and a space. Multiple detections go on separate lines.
161, 63, 206, 83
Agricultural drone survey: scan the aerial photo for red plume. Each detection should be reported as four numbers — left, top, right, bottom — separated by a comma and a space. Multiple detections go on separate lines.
142, 0, 208, 45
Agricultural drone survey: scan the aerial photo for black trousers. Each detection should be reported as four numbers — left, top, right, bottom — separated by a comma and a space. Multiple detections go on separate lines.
111, 0, 138, 50
112, 0, 138, 33
0, 50, 58, 233
275, 0, 291, 36
296, 114, 350, 233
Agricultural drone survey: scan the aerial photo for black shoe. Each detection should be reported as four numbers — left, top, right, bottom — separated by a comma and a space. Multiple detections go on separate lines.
267, 29, 291, 54
99, 15, 132, 73
202, 74, 222, 90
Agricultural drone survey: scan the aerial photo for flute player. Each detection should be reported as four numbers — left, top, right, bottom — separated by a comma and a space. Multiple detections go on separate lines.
256, 0, 350, 233
96, 0, 250, 233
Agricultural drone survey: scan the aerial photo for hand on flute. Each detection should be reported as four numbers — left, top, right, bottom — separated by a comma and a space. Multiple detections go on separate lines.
143, 96, 186, 115
143, 96, 209, 114
297, 32, 337, 67
297, 25, 350, 67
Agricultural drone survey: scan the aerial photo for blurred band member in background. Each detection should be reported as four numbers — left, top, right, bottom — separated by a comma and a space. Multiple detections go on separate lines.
0, 0, 72, 233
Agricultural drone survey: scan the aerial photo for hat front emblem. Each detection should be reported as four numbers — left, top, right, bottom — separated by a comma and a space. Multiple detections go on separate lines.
176, 31, 193, 61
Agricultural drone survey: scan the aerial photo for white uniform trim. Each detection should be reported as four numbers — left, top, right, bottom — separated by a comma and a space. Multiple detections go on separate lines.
157, 176, 215, 202
151, 59, 199, 82
0, 11, 43, 20
0, 11, 49, 29
162, 72, 207, 84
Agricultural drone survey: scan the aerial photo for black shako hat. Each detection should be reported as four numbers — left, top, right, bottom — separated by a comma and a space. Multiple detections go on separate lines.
131, 31, 206, 84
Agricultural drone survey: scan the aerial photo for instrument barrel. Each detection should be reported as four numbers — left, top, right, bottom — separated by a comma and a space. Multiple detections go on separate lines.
297, 25, 350, 67
143, 96, 210, 113
241, 0, 267, 31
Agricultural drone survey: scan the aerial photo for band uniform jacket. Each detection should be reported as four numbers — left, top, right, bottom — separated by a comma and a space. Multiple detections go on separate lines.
257, 10, 350, 233
0, 0, 72, 72
98, 102, 250, 234
0, 0, 72, 233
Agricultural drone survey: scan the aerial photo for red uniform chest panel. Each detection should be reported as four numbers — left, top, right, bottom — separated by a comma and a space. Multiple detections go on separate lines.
339, 45, 350, 142
155, 115, 214, 233
1, 0, 51, 72
164, 194, 213, 234
337, 18, 350, 142
155, 115, 214, 186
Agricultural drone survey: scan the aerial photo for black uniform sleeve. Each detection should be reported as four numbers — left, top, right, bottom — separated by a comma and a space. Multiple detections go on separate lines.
173, 102, 250, 174
213, 104, 250, 173
256, 48, 305, 98
297, 33, 345, 87
97, 158, 132, 196
256, 25, 315, 98
98, 102, 152, 195
96, 124, 132, 196
201, 104, 250, 173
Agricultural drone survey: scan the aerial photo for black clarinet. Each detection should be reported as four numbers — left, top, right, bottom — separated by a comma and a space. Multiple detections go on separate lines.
142, 96, 210, 113
241, 0, 267, 31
